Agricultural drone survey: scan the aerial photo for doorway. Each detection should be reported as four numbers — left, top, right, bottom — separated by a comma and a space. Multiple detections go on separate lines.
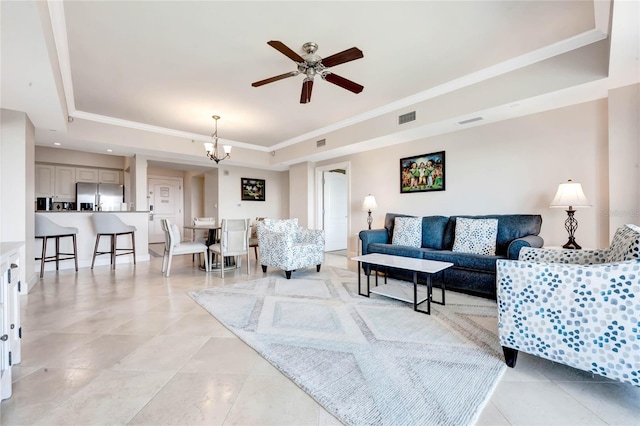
148, 177, 184, 244
316, 162, 350, 254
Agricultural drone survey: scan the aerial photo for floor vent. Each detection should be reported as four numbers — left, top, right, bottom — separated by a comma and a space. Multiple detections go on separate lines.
316, 139, 326, 148
458, 116, 483, 125
398, 111, 416, 125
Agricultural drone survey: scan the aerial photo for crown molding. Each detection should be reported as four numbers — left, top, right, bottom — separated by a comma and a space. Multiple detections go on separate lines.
270, 28, 607, 151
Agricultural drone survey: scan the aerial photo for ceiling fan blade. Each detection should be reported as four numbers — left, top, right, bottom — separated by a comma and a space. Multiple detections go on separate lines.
321, 47, 364, 68
251, 71, 298, 87
300, 79, 313, 104
323, 73, 364, 94
267, 40, 305, 63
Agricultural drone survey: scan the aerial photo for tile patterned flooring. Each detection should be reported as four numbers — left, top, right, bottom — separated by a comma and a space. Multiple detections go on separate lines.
1, 249, 639, 425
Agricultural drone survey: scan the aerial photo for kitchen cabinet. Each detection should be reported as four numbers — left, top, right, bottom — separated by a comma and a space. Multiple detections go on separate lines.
76, 167, 99, 183
99, 169, 122, 184
0, 243, 22, 401
35, 164, 124, 204
35, 164, 55, 197
54, 166, 76, 201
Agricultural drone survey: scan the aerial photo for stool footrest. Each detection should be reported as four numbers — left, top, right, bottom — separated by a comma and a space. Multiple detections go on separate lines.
36, 234, 78, 278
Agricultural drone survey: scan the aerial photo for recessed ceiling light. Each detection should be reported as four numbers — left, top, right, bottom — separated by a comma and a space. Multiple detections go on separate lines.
107, 149, 113, 152
53, 142, 61, 146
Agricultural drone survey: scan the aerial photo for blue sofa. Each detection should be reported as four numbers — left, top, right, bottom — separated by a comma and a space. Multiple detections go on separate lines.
359, 213, 543, 299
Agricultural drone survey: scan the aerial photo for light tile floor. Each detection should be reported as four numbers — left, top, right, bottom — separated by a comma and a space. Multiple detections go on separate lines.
1, 248, 639, 425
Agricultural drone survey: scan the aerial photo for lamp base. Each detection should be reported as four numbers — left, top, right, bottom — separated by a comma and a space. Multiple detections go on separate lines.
562, 237, 582, 250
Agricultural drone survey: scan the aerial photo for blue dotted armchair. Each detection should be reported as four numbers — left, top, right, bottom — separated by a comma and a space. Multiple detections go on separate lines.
496, 224, 640, 387
256, 218, 325, 279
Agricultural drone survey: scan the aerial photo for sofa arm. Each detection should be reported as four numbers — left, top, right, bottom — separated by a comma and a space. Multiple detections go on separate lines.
299, 228, 325, 246
506, 235, 544, 259
359, 229, 388, 255
496, 258, 640, 386
518, 246, 610, 264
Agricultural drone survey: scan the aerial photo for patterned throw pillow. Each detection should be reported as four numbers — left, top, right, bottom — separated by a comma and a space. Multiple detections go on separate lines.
452, 218, 498, 255
607, 224, 640, 262
392, 217, 422, 247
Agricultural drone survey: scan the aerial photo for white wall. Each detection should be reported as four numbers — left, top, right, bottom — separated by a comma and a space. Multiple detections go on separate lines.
131, 154, 148, 211
607, 83, 640, 238
203, 169, 219, 220
1, 109, 36, 287
289, 162, 314, 228
317, 99, 610, 255
217, 165, 288, 222
35, 146, 125, 169
190, 174, 204, 219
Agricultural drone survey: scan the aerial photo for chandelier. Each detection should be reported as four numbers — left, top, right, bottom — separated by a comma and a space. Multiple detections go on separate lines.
204, 115, 231, 164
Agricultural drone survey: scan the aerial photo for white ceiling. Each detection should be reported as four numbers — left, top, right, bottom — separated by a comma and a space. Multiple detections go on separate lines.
1, 0, 638, 169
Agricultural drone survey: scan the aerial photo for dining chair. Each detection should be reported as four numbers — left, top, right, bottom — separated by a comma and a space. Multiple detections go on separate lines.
208, 218, 250, 278
193, 217, 216, 243
248, 217, 265, 259
161, 218, 209, 277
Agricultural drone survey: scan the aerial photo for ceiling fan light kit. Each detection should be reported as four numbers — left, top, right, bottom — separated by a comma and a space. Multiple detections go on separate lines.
252, 40, 364, 104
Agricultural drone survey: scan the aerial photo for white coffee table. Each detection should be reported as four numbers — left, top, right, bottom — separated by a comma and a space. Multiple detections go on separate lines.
352, 253, 453, 315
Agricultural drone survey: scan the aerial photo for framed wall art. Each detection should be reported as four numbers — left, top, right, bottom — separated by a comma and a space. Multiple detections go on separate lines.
400, 151, 445, 193
241, 178, 265, 201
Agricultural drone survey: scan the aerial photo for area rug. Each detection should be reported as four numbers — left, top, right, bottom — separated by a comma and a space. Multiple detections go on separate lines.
189, 267, 506, 425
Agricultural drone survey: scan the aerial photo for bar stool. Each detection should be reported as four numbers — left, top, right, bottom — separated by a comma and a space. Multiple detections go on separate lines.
35, 214, 78, 278
91, 214, 137, 269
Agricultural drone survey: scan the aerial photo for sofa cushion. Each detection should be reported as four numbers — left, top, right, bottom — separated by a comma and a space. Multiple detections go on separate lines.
392, 217, 422, 247
368, 243, 425, 259
423, 250, 505, 272
421, 216, 449, 249
452, 218, 498, 255
443, 215, 542, 255
607, 224, 640, 262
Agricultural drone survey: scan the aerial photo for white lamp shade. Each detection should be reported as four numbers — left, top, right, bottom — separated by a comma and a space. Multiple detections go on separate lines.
362, 194, 377, 211
223, 145, 232, 154
204, 142, 214, 153
550, 180, 591, 208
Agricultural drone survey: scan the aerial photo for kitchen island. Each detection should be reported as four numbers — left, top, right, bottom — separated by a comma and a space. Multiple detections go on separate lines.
34, 211, 150, 273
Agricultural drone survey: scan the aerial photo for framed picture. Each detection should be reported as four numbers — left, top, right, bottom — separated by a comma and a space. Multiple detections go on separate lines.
241, 178, 265, 201
400, 151, 445, 193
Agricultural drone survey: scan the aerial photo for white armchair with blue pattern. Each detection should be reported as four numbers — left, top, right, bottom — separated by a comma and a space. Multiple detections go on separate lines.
496, 224, 640, 387
257, 218, 325, 279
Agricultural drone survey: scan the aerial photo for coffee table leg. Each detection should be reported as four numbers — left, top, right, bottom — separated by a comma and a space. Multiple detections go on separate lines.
375, 265, 378, 288
413, 271, 431, 315
358, 261, 369, 297
431, 274, 446, 306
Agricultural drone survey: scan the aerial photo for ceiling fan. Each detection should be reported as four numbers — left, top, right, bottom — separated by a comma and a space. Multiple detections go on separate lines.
251, 41, 364, 104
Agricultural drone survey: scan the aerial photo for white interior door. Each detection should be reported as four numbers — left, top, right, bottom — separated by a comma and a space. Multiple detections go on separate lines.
323, 171, 348, 251
148, 178, 183, 244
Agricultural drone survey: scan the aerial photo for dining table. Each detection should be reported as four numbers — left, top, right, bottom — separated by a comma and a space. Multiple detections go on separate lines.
183, 224, 235, 272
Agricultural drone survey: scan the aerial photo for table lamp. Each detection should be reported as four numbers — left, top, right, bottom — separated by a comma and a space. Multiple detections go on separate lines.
362, 194, 377, 230
549, 179, 591, 249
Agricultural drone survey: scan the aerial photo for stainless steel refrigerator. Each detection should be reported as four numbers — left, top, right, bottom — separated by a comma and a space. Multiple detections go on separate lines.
76, 182, 124, 211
